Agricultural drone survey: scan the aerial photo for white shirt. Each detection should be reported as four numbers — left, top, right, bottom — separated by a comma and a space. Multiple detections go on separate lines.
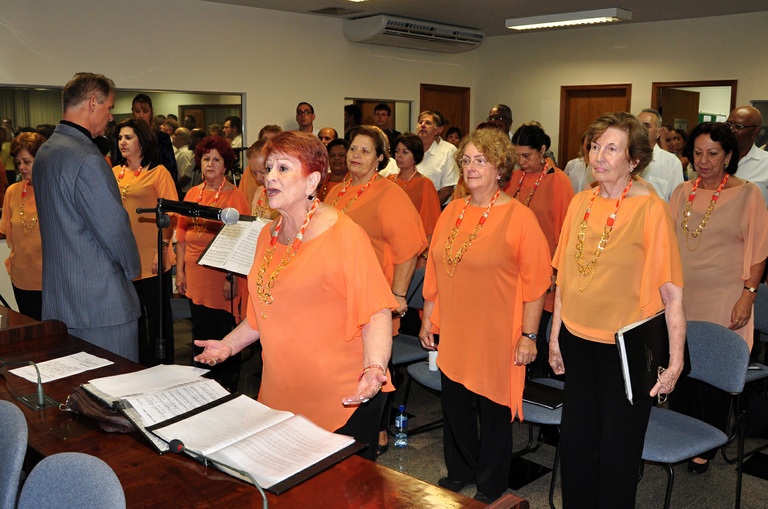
417, 139, 459, 192
378, 157, 399, 177
641, 144, 684, 202
735, 144, 768, 206
175, 146, 195, 193
563, 157, 594, 193
230, 134, 242, 149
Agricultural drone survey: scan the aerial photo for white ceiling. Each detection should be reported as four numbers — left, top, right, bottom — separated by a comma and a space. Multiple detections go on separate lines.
202, 0, 768, 37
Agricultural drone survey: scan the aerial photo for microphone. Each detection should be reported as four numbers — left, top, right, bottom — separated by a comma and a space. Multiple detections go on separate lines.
0, 359, 57, 410
169, 439, 268, 509
154, 198, 240, 225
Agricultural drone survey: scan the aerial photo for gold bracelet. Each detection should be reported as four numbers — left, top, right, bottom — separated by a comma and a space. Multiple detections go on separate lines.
358, 364, 386, 381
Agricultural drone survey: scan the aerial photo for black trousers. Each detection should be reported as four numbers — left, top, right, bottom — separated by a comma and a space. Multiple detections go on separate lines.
335, 390, 388, 461
133, 270, 175, 366
441, 373, 512, 499
189, 302, 241, 393
12, 285, 42, 321
558, 326, 652, 509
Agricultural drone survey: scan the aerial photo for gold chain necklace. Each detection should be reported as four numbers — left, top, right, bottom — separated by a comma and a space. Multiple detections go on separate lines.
575, 180, 633, 292
255, 198, 320, 318
116, 164, 143, 201
681, 174, 728, 251
393, 169, 417, 189
443, 189, 500, 277
332, 172, 378, 214
19, 180, 38, 234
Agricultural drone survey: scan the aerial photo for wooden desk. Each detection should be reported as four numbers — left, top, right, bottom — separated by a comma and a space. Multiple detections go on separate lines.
0, 309, 528, 508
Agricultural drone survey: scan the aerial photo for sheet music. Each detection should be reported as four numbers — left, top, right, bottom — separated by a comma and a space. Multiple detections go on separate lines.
122, 379, 230, 427
9, 351, 114, 384
87, 365, 210, 400
150, 395, 294, 456
198, 219, 268, 276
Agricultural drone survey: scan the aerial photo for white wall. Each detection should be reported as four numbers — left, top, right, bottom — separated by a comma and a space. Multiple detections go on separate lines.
1, 1, 766, 160
0, 0, 477, 141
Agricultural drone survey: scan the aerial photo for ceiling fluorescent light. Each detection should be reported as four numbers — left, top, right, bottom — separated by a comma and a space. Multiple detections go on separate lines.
506, 8, 631, 31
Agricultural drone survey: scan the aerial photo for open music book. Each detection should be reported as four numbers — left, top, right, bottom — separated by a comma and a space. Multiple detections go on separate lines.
147, 394, 358, 492
197, 217, 270, 276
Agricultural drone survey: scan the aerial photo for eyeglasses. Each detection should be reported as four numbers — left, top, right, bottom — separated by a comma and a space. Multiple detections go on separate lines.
657, 366, 668, 404
487, 115, 510, 122
296, 110, 313, 116
725, 121, 758, 131
459, 156, 489, 168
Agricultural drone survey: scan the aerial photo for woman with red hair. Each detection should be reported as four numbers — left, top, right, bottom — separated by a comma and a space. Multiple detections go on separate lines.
194, 131, 397, 460
176, 136, 249, 391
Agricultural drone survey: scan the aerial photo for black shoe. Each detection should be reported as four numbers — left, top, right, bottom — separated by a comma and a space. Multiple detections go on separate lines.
687, 459, 709, 474
437, 477, 471, 492
473, 491, 501, 504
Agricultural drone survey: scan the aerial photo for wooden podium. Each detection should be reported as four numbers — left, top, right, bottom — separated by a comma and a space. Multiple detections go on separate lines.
0, 307, 529, 508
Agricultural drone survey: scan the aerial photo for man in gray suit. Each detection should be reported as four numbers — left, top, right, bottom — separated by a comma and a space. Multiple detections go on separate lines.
35, 72, 142, 362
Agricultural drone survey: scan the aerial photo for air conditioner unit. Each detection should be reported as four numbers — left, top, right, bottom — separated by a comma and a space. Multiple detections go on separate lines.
343, 15, 484, 54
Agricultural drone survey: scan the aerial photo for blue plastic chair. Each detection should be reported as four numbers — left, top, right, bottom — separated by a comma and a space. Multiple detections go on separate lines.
0, 401, 27, 509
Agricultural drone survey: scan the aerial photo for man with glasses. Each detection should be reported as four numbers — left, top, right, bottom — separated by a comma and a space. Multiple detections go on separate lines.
487, 104, 514, 139
295, 102, 317, 135
727, 105, 768, 206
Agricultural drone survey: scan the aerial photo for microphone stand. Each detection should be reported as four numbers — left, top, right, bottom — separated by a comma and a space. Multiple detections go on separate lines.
2, 360, 58, 411
135, 203, 173, 364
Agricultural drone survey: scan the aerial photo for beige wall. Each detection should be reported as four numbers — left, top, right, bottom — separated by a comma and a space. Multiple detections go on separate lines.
1, 1, 766, 160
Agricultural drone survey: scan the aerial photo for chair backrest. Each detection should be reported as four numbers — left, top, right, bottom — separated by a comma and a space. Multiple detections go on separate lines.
17, 452, 126, 509
406, 267, 425, 309
686, 321, 749, 394
753, 283, 768, 336
0, 401, 27, 509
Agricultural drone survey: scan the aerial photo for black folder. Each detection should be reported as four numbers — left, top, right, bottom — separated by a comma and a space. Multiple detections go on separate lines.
522, 380, 564, 409
615, 311, 669, 405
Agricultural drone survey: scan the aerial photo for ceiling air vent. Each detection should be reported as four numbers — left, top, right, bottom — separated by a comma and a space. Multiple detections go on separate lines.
343, 15, 484, 53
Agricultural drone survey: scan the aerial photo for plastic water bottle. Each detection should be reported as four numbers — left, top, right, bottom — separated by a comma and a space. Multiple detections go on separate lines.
394, 404, 408, 447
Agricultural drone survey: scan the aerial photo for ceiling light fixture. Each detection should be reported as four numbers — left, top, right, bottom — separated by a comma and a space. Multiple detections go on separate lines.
505, 8, 632, 31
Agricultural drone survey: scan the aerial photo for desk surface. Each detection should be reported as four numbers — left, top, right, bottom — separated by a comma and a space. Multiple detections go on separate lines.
0, 309, 528, 508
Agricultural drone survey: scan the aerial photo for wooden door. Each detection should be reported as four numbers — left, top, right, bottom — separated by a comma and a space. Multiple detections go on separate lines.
658, 89, 699, 133
559, 85, 632, 166
354, 100, 397, 129
420, 84, 470, 138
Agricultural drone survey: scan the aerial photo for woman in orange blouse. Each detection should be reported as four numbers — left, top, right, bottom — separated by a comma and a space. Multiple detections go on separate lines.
177, 136, 250, 391
194, 131, 397, 460
318, 138, 349, 201
549, 113, 686, 508
113, 119, 178, 366
508, 123, 574, 377
246, 139, 279, 220
419, 128, 551, 503
668, 122, 768, 473
0, 133, 46, 320
388, 132, 441, 266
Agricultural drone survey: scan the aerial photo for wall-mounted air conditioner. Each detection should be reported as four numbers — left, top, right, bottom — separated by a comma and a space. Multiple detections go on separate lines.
343, 15, 485, 54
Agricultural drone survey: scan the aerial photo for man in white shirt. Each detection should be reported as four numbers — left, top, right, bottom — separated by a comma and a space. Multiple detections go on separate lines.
222, 116, 242, 148
728, 105, 768, 206
172, 127, 195, 194
637, 108, 683, 201
414, 110, 459, 204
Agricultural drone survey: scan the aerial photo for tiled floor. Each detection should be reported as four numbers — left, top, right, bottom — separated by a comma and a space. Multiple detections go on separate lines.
173, 313, 768, 508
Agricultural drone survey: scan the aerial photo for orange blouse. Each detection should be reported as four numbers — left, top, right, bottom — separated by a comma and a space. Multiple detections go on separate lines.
669, 181, 768, 349
113, 164, 178, 279
505, 167, 574, 312
247, 213, 398, 432
250, 185, 279, 221
238, 167, 260, 207
424, 198, 551, 417
177, 184, 250, 315
0, 181, 41, 290
553, 190, 683, 344
386, 173, 441, 237
323, 176, 427, 286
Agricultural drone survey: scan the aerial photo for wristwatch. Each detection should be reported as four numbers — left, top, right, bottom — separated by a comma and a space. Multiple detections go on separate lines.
521, 332, 538, 340
744, 286, 758, 293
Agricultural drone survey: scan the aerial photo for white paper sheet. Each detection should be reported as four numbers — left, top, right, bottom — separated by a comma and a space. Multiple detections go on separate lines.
9, 351, 114, 384
87, 364, 210, 399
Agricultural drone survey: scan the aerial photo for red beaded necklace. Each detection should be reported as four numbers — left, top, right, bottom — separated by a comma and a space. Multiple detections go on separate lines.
192, 179, 227, 237
574, 179, 633, 291
255, 198, 320, 318
332, 172, 378, 213
681, 173, 729, 251
512, 162, 548, 206
116, 164, 143, 201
